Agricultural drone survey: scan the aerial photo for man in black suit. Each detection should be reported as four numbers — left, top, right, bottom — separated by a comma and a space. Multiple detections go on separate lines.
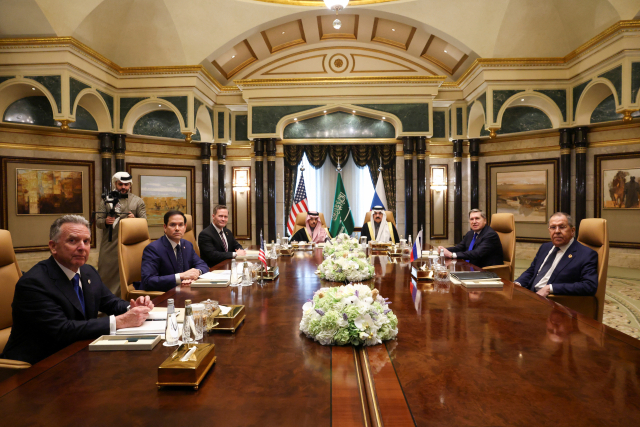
1, 215, 152, 365
438, 209, 503, 268
198, 205, 246, 268
515, 212, 598, 297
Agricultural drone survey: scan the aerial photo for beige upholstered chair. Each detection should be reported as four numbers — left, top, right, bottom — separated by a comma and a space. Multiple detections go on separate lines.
0, 230, 32, 378
183, 214, 199, 257
292, 212, 329, 235
362, 211, 397, 227
549, 218, 609, 322
117, 218, 164, 301
484, 213, 516, 281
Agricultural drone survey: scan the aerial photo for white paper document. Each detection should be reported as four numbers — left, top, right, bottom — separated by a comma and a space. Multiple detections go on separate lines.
116, 320, 166, 335
199, 270, 231, 282
237, 250, 260, 260
148, 308, 184, 323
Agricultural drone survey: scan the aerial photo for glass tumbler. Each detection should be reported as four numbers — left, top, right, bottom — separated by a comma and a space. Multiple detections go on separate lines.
190, 303, 205, 340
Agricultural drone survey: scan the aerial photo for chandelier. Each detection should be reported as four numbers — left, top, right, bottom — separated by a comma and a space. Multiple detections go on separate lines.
323, 0, 349, 29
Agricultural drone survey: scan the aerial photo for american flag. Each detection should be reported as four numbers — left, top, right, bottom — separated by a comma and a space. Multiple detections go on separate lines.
286, 172, 308, 235
258, 230, 267, 269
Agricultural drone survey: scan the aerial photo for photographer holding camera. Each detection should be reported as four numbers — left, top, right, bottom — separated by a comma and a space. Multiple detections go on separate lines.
97, 172, 147, 296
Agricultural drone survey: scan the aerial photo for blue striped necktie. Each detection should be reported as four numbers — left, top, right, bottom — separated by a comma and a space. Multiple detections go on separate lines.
72, 273, 85, 315
465, 233, 477, 262
176, 244, 184, 272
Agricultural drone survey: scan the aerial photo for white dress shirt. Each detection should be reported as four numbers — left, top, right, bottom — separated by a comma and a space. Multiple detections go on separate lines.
534, 238, 574, 293
54, 258, 116, 335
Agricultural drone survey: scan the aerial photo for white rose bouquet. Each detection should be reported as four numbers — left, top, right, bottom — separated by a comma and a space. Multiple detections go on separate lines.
299, 284, 398, 346
316, 254, 374, 282
323, 233, 361, 257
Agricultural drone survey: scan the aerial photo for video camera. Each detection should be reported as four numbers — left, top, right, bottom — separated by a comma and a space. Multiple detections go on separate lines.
100, 190, 129, 242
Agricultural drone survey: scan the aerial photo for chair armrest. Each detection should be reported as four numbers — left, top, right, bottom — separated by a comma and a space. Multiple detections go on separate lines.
483, 264, 511, 282
0, 359, 31, 370
126, 289, 164, 301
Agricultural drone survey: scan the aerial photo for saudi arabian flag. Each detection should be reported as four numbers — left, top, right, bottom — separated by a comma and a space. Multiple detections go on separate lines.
329, 173, 355, 236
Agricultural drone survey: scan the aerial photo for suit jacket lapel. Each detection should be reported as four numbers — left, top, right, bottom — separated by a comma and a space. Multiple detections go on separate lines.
210, 224, 224, 250
47, 257, 85, 317
80, 267, 94, 318
549, 241, 577, 283
162, 235, 180, 273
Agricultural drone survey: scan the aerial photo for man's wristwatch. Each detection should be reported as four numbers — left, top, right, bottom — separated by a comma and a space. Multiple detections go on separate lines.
452, 253, 457, 259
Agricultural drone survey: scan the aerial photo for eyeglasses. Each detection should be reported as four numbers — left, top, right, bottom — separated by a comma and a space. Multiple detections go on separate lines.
548, 225, 570, 231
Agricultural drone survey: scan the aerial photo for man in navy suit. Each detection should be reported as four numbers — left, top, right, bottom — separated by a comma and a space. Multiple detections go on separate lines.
515, 212, 598, 297
438, 209, 504, 268
139, 210, 209, 292
2, 215, 152, 365
198, 205, 246, 268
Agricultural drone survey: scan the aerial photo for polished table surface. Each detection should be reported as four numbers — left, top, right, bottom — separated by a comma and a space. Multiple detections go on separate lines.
1, 249, 640, 426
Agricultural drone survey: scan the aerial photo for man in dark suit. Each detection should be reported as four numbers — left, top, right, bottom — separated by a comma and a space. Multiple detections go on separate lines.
198, 205, 246, 268
139, 210, 209, 292
516, 212, 598, 297
438, 209, 504, 268
2, 215, 152, 365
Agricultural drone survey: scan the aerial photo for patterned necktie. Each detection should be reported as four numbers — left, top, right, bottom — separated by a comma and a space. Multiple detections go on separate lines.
220, 230, 228, 252
175, 243, 184, 272
532, 247, 561, 288
72, 273, 85, 315
465, 233, 478, 262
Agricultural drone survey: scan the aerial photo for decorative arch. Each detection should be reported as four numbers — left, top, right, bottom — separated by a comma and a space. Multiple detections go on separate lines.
73, 89, 113, 132
275, 104, 401, 140
123, 98, 186, 135
195, 105, 213, 142
574, 78, 618, 126
0, 79, 60, 120
496, 91, 563, 129
467, 100, 486, 138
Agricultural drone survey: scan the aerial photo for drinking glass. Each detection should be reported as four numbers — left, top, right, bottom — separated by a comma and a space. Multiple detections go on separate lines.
191, 303, 205, 340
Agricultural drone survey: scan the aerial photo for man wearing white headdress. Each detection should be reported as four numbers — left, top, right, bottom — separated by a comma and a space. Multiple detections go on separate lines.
97, 172, 147, 296
291, 211, 331, 243
361, 206, 399, 243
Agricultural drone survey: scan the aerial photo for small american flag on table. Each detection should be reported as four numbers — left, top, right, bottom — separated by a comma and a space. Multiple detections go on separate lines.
286, 172, 308, 235
258, 230, 267, 269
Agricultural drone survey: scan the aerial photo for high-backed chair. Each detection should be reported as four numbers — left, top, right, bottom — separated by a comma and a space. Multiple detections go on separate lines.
183, 214, 199, 257
362, 210, 396, 227
292, 212, 329, 236
549, 218, 609, 322
0, 230, 32, 377
118, 218, 164, 301
483, 213, 516, 281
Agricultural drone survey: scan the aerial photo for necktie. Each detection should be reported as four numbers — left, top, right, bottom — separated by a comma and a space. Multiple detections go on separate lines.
72, 273, 85, 315
465, 233, 478, 262
532, 247, 561, 288
175, 243, 184, 272
220, 230, 228, 252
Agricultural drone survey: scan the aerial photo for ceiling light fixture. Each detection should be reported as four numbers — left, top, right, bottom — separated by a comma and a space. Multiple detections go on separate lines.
382, 117, 386, 120
324, 0, 348, 30
294, 118, 297, 121
32, 88, 36, 90
444, 50, 447, 53
392, 28, 395, 31
324, 110, 327, 113
521, 98, 525, 101
352, 110, 356, 113
282, 31, 285, 34
232, 55, 235, 58
158, 104, 162, 107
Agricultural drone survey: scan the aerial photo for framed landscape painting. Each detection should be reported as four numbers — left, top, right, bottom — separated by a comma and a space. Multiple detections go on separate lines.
602, 168, 640, 209
495, 170, 547, 223
16, 169, 83, 215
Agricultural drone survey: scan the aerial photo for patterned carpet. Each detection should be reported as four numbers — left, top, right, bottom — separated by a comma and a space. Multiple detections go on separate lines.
514, 262, 640, 341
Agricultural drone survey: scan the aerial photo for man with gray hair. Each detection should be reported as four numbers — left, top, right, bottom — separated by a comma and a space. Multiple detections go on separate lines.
515, 212, 598, 297
438, 209, 503, 268
1, 215, 153, 365
97, 171, 146, 296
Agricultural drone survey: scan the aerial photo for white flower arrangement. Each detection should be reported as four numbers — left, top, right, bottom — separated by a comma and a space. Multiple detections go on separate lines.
322, 233, 361, 257
316, 254, 374, 282
299, 284, 398, 346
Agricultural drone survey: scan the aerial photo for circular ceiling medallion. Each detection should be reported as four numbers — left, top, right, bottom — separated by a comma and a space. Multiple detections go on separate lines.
328, 54, 349, 73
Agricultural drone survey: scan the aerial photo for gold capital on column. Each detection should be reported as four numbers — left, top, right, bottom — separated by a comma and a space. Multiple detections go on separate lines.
267, 156, 276, 161
470, 156, 479, 161
560, 148, 571, 155
255, 156, 264, 161
489, 128, 499, 139
58, 120, 73, 131
115, 153, 125, 159
182, 132, 193, 143
622, 110, 637, 122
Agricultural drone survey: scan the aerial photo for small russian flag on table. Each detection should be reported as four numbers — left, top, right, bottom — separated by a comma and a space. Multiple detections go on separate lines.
410, 229, 423, 262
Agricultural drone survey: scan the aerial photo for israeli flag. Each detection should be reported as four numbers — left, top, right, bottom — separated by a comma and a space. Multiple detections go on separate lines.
370, 171, 388, 211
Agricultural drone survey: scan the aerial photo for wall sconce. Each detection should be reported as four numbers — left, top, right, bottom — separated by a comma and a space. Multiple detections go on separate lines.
233, 168, 250, 192
232, 167, 251, 240
430, 165, 448, 239
430, 166, 447, 191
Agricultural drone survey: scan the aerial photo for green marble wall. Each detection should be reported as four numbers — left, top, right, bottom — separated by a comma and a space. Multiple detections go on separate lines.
590, 94, 622, 123
193, 98, 203, 122
480, 124, 490, 137
535, 89, 567, 122
25, 75, 61, 113
119, 97, 147, 128
69, 78, 90, 112
498, 106, 552, 134
133, 110, 183, 139
456, 107, 463, 136
433, 111, 446, 138
477, 92, 487, 117
252, 105, 321, 134
192, 127, 201, 142
235, 114, 249, 141
356, 103, 429, 132
3, 96, 97, 130
0, 76, 15, 85
599, 65, 622, 103
632, 63, 640, 104
97, 90, 114, 127
218, 111, 225, 139
159, 96, 188, 126
572, 80, 591, 121
282, 112, 395, 139
493, 90, 521, 122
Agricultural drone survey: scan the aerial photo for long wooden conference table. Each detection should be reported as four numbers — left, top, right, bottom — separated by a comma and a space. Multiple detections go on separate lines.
1, 249, 640, 426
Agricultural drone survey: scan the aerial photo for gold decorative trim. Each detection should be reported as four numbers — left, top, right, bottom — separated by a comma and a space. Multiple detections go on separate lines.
281, 138, 398, 144
430, 153, 454, 159
371, 18, 416, 51
125, 151, 200, 160
252, 0, 396, 5
489, 128, 498, 139
276, 153, 284, 158
235, 75, 446, 87
218, 159, 227, 164
453, 157, 461, 162
0, 124, 99, 140
560, 148, 571, 155
115, 153, 125, 159
478, 130, 560, 143
470, 156, 479, 161
201, 159, 210, 164
575, 147, 588, 154
212, 40, 259, 80
622, 109, 638, 122
589, 137, 640, 148
403, 154, 413, 160
255, 155, 264, 161
416, 154, 426, 160
263, 54, 327, 76
328, 53, 349, 73
318, 15, 359, 41
101, 153, 112, 158
267, 155, 276, 161
0, 141, 99, 154
590, 121, 640, 133
480, 145, 560, 157
261, 20, 306, 54
349, 53, 417, 74
226, 156, 252, 161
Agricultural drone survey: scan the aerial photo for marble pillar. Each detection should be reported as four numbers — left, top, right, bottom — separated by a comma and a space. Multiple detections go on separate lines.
469, 139, 480, 210
453, 140, 463, 243
575, 127, 589, 232
416, 137, 426, 243
254, 140, 265, 243
217, 143, 226, 206
559, 128, 572, 214
403, 137, 414, 238
201, 143, 212, 230
98, 133, 113, 195
267, 138, 277, 241
114, 134, 126, 172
